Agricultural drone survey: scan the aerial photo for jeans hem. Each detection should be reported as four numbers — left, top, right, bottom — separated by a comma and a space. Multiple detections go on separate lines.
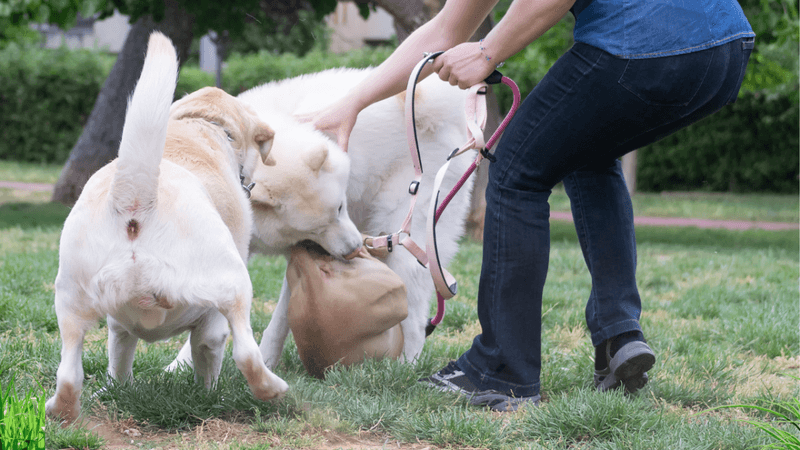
591, 319, 643, 347
457, 354, 541, 398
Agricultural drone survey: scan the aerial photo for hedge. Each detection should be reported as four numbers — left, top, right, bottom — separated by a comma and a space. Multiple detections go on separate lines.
636, 90, 799, 193
0, 44, 796, 193
0, 44, 114, 164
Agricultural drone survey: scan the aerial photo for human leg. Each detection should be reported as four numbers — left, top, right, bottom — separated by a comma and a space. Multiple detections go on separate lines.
424, 37, 753, 405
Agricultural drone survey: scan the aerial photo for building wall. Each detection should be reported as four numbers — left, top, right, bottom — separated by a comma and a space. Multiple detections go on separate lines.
39, 11, 130, 52
326, 3, 395, 53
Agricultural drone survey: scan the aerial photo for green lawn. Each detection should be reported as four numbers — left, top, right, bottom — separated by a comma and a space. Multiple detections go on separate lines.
0, 182, 797, 449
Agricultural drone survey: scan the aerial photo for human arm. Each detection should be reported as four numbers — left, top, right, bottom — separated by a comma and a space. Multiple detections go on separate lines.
299, 0, 499, 151
432, 0, 576, 89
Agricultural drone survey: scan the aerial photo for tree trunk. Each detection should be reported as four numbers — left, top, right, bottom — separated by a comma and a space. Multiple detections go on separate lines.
51, 0, 195, 205
371, 0, 499, 241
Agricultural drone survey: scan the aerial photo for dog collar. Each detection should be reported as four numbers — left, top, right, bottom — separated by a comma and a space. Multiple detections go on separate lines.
239, 170, 255, 199
206, 120, 255, 199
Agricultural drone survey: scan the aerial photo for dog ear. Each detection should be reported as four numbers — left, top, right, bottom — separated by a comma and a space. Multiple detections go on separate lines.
250, 184, 280, 208
303, 145, 328, 174
255, 123, 275, 165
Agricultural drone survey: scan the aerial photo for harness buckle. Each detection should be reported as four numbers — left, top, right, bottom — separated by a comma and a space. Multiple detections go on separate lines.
446, 148, 460, 161
387, 234, 393, 252
480, 148, 497, 163
240, 174, 256, 198
408, 180, 420, 195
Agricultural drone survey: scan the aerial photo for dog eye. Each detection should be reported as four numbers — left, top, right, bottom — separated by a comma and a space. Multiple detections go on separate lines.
225, 130, 234, 142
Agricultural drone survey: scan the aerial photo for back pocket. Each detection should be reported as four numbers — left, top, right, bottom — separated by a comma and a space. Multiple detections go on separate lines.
618, 50, 713, 107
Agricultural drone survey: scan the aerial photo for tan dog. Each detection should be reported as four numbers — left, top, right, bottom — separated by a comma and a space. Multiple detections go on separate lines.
45, 32, 287, 423
286, 242, 407, 379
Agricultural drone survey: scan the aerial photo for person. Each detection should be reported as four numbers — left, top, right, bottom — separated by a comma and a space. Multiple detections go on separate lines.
301, 0, 755, 412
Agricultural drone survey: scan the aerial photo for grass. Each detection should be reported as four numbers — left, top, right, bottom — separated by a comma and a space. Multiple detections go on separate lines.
0, 161, 63, 184
0, 165, 797, 449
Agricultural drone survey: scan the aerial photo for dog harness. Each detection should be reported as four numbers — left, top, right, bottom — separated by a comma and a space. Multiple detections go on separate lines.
363, 52, 521, 335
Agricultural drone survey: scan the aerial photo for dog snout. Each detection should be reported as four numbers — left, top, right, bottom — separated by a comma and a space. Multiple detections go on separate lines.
344, 244, 362, 260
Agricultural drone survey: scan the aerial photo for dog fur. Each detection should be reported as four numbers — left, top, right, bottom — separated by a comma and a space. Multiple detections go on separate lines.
45, 32, 287, 423
236, 68, 476, 367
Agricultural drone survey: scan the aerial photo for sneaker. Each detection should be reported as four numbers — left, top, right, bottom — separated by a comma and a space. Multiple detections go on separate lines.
420, 361, 541, 412
595, 339, 654, 394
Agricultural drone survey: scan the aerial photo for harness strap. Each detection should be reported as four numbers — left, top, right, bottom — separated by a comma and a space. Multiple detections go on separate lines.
363, 54, 522, 331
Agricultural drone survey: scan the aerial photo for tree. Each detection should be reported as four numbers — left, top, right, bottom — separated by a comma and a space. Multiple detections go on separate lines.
0, 0, 338, 204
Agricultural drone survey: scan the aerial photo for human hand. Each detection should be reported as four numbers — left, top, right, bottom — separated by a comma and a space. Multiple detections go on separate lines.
431, 41, 497, 89
295, 97, 361, 152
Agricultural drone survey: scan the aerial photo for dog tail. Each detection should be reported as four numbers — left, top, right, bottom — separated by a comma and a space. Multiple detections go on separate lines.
111, 32, 178, 213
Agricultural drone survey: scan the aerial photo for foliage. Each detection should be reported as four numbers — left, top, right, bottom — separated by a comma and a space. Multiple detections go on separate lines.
223, 46, 394, 94
0, 0, 339, 51
0, 374, 46, 450
701, 381, 800, 450
226, 9, 331, 57
0, 44, 114, 164
637, 90, 799, 193
738, 0, 799, 93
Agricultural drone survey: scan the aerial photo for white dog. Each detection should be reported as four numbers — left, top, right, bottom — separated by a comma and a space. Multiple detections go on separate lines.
237, 69, 477, 367
45, 32, 288, 423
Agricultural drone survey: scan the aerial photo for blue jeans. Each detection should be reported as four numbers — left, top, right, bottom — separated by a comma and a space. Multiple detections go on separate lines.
456, 38, 754, 397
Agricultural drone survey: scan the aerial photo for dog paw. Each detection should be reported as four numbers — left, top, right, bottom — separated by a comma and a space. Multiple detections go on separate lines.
253, 374, 289, 401
238, 358, 289, 401
45, 392, 80, 424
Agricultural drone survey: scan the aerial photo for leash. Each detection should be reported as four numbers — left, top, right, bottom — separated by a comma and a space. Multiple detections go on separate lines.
363, 53, 522, 336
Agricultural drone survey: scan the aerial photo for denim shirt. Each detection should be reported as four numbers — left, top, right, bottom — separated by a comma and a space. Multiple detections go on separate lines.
570, 0, 755, 59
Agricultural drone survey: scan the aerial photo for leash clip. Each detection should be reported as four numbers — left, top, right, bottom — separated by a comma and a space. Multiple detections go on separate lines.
480, 148, 497, 163
446, 148, 460, 161
408, 180, 420, 195
240, 174, 256, 199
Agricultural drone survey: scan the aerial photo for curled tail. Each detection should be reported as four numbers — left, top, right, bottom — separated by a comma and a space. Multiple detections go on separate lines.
111, 32, 179, 213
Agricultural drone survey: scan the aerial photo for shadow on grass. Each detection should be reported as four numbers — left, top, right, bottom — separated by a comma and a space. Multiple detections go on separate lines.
550, 221, 799, 253
0, 202, 69, 229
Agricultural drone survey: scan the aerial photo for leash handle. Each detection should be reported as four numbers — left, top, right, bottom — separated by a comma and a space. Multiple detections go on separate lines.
484, 70, 504, 85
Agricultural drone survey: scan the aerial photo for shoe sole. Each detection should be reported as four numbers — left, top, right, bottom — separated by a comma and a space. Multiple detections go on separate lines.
423, 379, 540, 412
600, 341, 655, 394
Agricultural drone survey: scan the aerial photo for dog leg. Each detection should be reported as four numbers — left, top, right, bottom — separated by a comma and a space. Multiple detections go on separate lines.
259, 276, 291, 369
226, 293, 288, 400
387, 255, 429, 363
190, 310, 229, 388
165, 337, 194, 372
46, 287, 95, 423
107, 316, 138, 382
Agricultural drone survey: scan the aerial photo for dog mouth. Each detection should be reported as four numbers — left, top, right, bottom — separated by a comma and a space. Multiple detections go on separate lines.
293, 240, 332, 257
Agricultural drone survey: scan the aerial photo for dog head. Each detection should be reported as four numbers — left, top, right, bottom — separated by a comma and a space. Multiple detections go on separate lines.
247, 117, 362, 259
170, 87, 276, 176
286, 242, 407, 378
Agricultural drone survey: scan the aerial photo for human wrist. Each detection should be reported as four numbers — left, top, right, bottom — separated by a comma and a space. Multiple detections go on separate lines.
478, 39, 504, 69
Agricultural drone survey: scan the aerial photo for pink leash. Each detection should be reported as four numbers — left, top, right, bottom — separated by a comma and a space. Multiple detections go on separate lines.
362, 53, 522, 335
426, 72, 521, 333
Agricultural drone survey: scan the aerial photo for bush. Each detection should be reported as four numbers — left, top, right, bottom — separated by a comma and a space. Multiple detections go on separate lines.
1, 36, 795, 194
223, 46, 394, 94
637, 90, 799, 194
0, 44, 114, 164
175, 64, 215, 98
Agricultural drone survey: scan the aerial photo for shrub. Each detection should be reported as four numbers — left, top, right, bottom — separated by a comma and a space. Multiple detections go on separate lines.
637, 90, 799, 194
0, 44, 113, 164
175, 64, 215, 98
223, 46, 394, 95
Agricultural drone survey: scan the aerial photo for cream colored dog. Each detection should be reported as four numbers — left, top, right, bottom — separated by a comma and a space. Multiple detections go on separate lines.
236, 69, 476, 368
45, 32, 288, 424
286, 241, 407, 379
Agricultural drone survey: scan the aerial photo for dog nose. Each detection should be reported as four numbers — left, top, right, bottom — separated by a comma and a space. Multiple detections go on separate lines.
344, 245, 362, 260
